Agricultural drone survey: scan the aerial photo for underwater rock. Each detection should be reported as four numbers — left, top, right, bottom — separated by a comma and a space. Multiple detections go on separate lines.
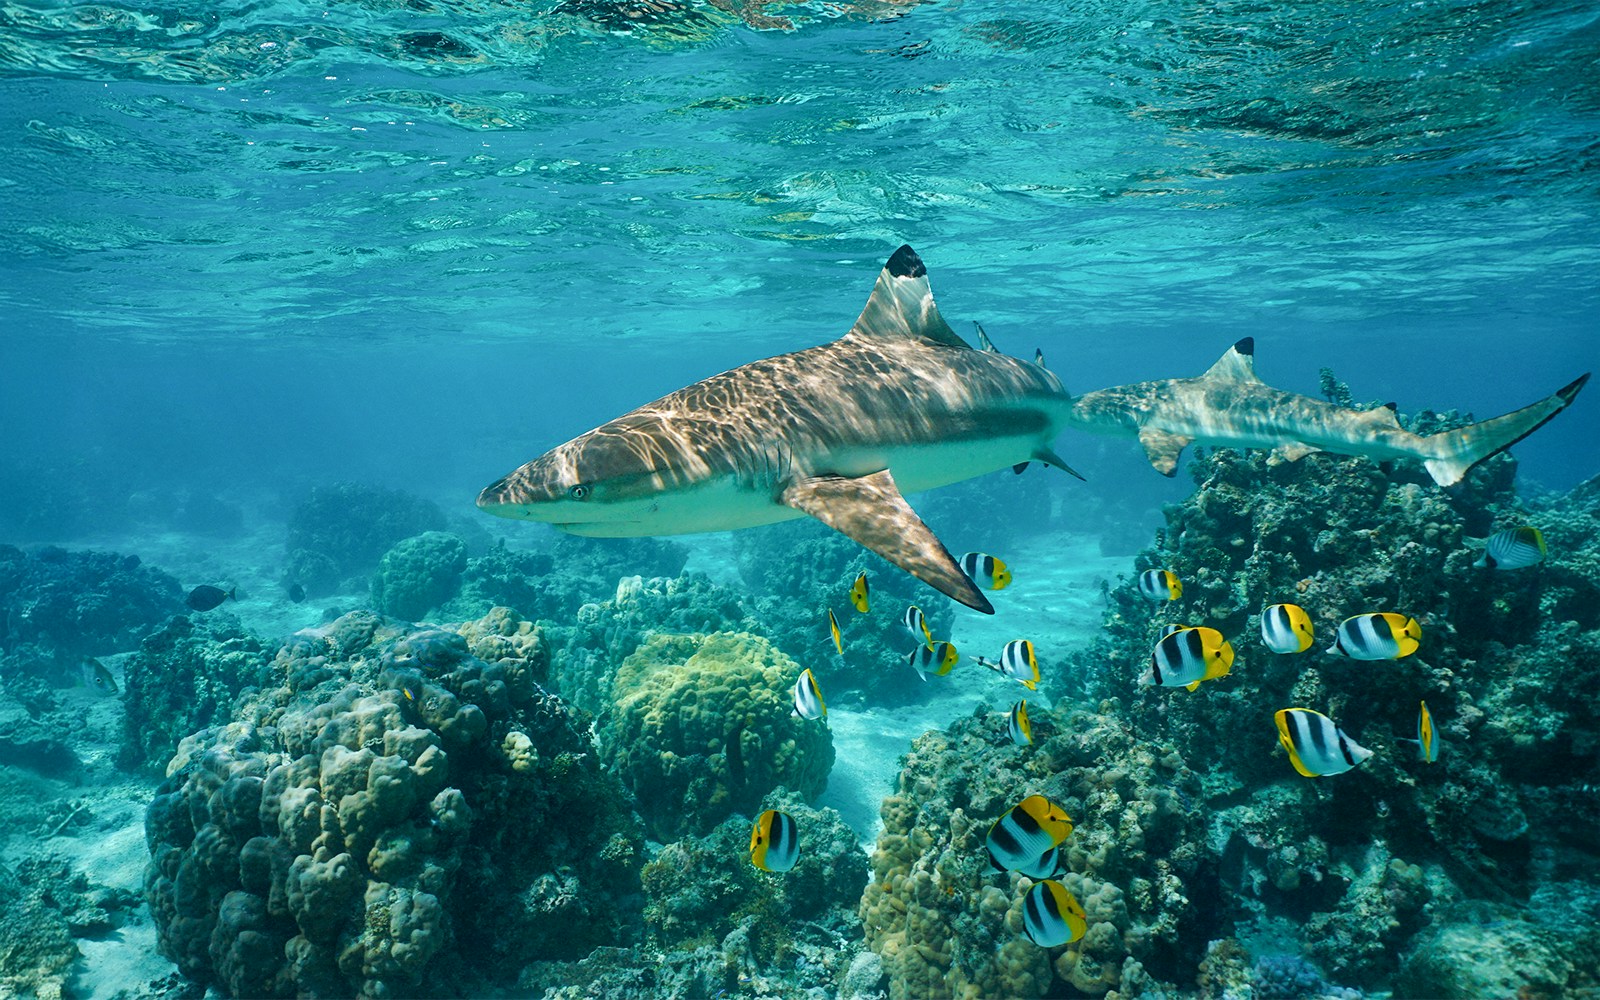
369, 531, 468, 622
118, 613, 274, 774
440, 534, 690, 625
143, 608, 641, 998
280, 483, 447, 597
600, 631, 834, 841
1396, 902, 1574, 999
858, 703, 1206, 998
0, 543, 185, 684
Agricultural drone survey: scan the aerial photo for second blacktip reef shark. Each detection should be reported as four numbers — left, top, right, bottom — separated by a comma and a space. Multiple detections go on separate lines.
478, 245, 1588, 611
1065, 339, 1587, 487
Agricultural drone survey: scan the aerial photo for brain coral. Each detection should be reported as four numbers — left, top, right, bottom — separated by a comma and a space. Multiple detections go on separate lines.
369, 532, 468, 622
600, 631, 835, 841
143, 609, 640, 998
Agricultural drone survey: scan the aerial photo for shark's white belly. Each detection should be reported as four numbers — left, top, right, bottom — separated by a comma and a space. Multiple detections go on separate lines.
557, 431, 1046, 538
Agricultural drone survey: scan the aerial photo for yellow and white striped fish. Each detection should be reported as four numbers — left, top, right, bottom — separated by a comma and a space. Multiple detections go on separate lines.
1274, 708, 1373, 777
827, 608, 843, 654
1137, 569, 1182, 601
903, 605, 933, 651
908, 641, 959, 681
1022, 879, 1088, 947
791, 668, 826, 721
750, 809, 800, 872
1475, 526, 1546, 570
1328, 613, 1420, 660
978, 639, 1038, 690
1143, 626, 1233, 690
1008, 699, 1032, 746
960, 552, 1012, 591
1260, 603, 1314, 654
985, 794, 1073, 873
1411, 700, 1440, 763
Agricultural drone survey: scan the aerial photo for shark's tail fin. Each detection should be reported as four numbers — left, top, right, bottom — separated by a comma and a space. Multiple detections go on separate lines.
1422, 373, 1589, 485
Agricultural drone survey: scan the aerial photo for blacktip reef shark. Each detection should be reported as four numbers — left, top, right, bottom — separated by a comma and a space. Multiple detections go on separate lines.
477, 245, 1084, 615
1064, 338, 1589, 487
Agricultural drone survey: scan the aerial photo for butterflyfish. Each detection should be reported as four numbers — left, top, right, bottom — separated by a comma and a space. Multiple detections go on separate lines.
1008, 699, 1032, 746
1022, 879, 1088, 947
903, 605, 933, 651
977, 639, 1038, 690
791, 668, 826, 721
1137, 569, 1182, 601
1274, 708, 1373, 777
85, 658, 117, 695
186, 585, 236, 612
1328, 613, 1420, 660
1414, 700, 1439, 763
827, 609, 843, 655
849, 573, 870, 613
908, 641, 959, 681
1260, 603, 1315, 654
749, 809, 800, 873
1143, 627, 1233, 690
1475, 526, 1546, 570
985, 795, 1073, 873
959, 552, 1012, 591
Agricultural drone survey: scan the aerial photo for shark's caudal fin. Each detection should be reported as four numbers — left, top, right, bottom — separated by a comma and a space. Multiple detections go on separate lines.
848, 245, 974, 349
781, 470, 994, 614
1422, 373, 1590, 486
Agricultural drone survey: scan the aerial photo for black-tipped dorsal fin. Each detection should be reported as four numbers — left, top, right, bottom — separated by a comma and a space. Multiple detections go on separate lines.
847, 245, 972, 349
1202, 337, 1260, 383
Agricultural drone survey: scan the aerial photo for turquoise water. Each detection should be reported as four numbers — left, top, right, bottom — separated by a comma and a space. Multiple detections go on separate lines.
2, 2, 1599, 998
3, 0, 1597, 510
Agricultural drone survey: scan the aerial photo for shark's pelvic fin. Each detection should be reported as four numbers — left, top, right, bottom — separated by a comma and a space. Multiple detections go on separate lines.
1271, 442, 1319, 463
1033, 445, 1088, 481
1202, 337, 1261, 383
848, 245, 972, 349
1139, 427, 1193, 476
780, 470, 994, 614
1422, 372, 1591, 486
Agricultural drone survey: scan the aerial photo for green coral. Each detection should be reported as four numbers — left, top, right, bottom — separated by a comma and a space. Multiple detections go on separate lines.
600, 631, 834, 840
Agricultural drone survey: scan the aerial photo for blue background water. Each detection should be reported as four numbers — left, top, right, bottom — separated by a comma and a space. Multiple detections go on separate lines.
3, 0, 1597, 536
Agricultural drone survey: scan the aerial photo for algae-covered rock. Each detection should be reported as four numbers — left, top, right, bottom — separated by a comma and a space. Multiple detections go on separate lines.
144, 608, 640, 998
281, 483, 446, 597
369, 531, 468, 622
600, 631, 834, 841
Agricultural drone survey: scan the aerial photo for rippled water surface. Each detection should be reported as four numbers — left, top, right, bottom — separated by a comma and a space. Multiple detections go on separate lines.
2, 0, 1597, 490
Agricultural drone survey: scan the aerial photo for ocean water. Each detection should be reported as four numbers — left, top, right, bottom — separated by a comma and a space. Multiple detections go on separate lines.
2, 0, 1599, 997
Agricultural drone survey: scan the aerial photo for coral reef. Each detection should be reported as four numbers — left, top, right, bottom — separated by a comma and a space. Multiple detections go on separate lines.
369, 532, 468, 622
119, 613, 275, 774
859, 703, 1207, 999
280, 483, 446, 597
599, 631, 834, 841
440, 534, 690, 625
143, 609, 641, 998
0, 545, 184, 686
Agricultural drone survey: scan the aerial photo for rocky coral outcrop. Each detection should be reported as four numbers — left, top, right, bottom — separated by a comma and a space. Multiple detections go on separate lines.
143, 609, 640, 998
369, 532, 468, 622
600, 631, 834, 841
859, 703, 1206, 999
280, 483, 446, 598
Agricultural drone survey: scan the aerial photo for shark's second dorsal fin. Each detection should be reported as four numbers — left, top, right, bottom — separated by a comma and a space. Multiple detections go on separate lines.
847, 245, 972, 350
1202, 337, 1260, 383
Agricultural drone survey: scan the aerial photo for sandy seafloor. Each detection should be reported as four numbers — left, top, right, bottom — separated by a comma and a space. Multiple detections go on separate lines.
0, 508, 1134, 998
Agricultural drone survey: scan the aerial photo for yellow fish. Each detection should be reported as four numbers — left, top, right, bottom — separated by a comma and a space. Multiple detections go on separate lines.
849, 572, 870, 613
827, 608, 843, 655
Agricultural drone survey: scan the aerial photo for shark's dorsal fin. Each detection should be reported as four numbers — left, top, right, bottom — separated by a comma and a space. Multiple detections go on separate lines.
847, 245, 972, 350
974, 322, 1000, 353
1202, 337, 1260, 383
780, 469, 993, 614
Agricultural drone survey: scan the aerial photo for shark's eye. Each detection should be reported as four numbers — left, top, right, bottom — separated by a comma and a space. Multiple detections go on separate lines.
568, 484, 589, 500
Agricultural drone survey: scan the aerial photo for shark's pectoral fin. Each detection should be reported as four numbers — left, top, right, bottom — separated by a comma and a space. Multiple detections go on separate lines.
1138, 428, 1192, 477
1270, 442, 1320, 464
780, 470, 994, 614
